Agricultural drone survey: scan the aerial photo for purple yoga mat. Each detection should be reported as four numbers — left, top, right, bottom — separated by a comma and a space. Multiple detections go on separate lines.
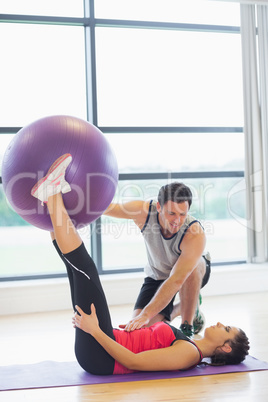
1, 356, 267, 391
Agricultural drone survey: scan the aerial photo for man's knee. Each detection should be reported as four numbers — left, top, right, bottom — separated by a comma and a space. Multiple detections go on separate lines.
185, 258, 205, 285
132, 308, 142, 318
197, 257, 206, 278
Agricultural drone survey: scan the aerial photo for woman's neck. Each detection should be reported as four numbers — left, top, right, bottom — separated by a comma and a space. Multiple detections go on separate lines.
193, 338, 216, 358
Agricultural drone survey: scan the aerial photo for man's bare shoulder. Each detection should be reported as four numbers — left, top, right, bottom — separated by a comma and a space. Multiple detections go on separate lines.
181, 221, 206, 246
180, 220, 206, 250
187, 220, 205, 236
132, 200, 151, 229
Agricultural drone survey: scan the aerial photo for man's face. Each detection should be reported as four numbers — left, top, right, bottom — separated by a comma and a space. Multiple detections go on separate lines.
157, 200, 189, 235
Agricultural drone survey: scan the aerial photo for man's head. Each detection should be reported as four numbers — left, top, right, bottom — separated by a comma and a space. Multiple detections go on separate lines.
157, 182, 192, 209
156, 183, 192, 236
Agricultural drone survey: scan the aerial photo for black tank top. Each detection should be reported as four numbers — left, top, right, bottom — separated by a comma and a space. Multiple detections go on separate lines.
167, 323, 203, 366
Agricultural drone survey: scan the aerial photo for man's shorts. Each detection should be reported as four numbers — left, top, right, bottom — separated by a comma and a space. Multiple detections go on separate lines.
134, 254, 211, 322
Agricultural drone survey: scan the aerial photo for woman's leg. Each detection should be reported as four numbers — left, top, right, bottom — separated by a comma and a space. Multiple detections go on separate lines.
46, 193, 116, 375
50, 231, 76, 311
31, 154, 116, 375
47, 194, 82, 254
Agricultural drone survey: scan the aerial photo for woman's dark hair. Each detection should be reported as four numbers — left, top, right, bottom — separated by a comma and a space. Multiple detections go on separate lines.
158, 182, 192, 209
205, 329, 250, 366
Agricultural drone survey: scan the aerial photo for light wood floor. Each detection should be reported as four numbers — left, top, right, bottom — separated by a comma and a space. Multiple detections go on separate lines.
1, 292, 268, 401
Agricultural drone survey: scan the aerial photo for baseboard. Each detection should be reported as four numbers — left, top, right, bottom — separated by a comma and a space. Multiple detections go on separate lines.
0, 263, 268, 315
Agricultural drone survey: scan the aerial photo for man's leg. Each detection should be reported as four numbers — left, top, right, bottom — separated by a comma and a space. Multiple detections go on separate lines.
177, 257, 206, 336
169, 302, 181, 322
170, 254, 211, 334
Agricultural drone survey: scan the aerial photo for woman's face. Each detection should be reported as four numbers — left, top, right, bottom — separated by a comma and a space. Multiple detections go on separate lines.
205, 322, 239, 345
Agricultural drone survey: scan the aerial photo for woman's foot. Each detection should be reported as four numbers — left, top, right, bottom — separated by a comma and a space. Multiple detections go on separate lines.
31, 153, 72, 205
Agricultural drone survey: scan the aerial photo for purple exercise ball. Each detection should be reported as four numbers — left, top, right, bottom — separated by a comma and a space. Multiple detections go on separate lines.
2, 115, 118, 231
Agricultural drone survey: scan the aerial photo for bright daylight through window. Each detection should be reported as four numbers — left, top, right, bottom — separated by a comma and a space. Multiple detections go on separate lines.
0, 0, 246, 280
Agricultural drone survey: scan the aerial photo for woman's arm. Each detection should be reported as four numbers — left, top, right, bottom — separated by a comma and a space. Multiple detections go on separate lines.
73, 305, 200, 372
73, 304, 138, 370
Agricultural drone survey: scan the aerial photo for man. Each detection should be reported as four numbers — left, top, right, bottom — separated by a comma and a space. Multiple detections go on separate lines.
104, 182, 211, 337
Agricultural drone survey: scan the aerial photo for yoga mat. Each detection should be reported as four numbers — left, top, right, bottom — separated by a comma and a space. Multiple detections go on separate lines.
1, 356, 267, 391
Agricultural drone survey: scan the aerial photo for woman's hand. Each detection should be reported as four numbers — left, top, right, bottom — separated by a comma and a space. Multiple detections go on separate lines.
72, 304, 99, 336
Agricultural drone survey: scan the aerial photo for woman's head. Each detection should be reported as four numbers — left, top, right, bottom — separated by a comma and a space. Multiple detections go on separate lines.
206, 323, 250, 365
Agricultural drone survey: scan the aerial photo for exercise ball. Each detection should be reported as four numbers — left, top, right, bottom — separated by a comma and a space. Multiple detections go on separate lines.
2, 115, 118, 231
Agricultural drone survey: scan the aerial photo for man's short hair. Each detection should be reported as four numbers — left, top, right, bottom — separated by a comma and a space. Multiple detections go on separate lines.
157, 182, 192, 209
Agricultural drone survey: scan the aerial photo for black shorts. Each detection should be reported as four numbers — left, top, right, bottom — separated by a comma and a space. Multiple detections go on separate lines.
134, 255, 211, 322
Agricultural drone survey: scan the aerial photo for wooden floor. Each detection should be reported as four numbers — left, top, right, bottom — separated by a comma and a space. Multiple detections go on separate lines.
1, 292, 268, 401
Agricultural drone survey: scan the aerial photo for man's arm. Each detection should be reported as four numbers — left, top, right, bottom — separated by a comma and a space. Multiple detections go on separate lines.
104, 200, 150, 229
123, 222, 206, 331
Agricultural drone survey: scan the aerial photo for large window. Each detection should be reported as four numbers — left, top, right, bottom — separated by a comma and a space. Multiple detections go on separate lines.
0, 0, 246, 280
0, 24, 87, 127
95, 28, 243, 127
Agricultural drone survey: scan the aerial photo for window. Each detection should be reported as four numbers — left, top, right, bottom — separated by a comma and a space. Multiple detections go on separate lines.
0, 0, 83, 17
0, 24, 87, 127
96, 28, 243, 127
105, 132, 245, 173
101, 176, 247, 272
0, 0, 246, 281
94, 0, 240, 25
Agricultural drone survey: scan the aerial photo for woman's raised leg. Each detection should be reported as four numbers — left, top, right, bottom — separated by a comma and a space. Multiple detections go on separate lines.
46, 192, 82, 254
31, 155, 116, 374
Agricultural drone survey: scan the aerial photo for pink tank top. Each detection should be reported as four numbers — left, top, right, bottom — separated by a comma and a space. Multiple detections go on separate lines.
113, 322, 176, 374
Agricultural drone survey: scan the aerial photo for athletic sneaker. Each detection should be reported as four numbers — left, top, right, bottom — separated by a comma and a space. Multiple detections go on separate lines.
193, 294, 205, 334
193, 310, 205, 334
180, 294, 205, 337
31, 153, 72, 205
46, 154, 72, 194
180, 321, 194, 338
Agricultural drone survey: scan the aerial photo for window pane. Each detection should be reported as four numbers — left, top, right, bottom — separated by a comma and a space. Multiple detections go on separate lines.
96, 28, 243, 127
95, 0, 240, 26
0, 24, 87, 127
0, 223, 91, 278
0, 0, 83, 17
101, 177, 247, 271
101, 215, 147, 270
0, 134, 15, 176
0, 224, 65, 278
105, 132, 244, 173
0, 186, 91, 278
0, 133, 91, 278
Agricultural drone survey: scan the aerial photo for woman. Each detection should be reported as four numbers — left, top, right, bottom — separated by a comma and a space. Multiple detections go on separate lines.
31, 154, 250, 376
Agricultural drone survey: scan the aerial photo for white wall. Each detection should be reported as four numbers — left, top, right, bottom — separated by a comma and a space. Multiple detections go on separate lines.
0, 263, 268, 315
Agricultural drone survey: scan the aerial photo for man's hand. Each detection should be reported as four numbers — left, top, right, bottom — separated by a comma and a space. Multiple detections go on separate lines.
119, 312, 150, 332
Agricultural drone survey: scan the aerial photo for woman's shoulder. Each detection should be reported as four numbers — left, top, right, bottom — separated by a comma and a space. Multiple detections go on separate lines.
171, 338, 202, 369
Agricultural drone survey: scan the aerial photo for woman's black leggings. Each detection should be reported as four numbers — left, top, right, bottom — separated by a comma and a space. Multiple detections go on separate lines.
53, 240, 116, 375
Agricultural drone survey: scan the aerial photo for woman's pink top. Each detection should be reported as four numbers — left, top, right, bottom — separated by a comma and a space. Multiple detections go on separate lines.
112, 321, 202, 374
